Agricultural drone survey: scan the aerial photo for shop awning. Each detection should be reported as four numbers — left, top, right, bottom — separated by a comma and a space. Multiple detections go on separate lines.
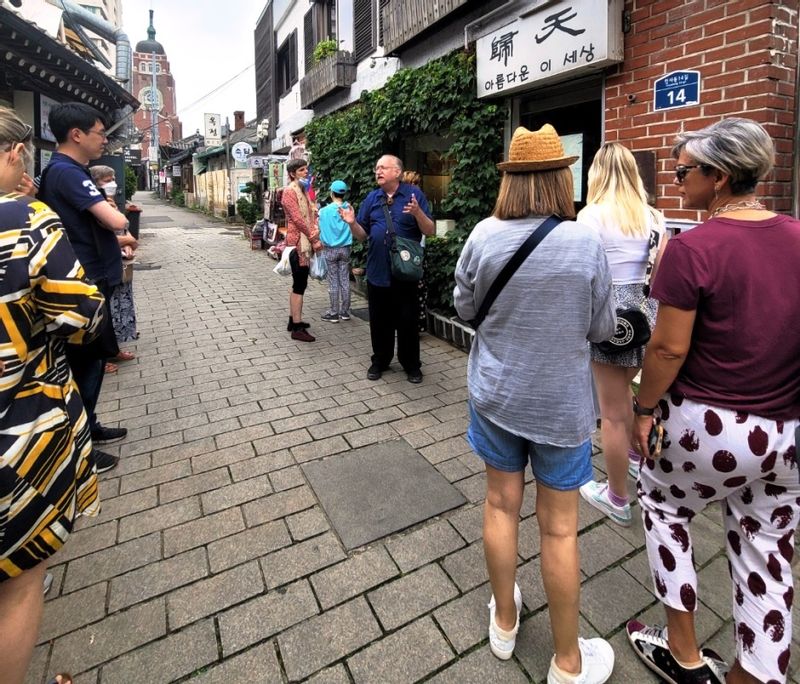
0, 5, 139, 114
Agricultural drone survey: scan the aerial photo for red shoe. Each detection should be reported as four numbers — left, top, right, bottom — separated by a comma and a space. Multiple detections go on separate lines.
291, 329, 315, 342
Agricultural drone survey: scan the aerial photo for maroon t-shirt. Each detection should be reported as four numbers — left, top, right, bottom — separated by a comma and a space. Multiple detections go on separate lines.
650, 214, 800, 420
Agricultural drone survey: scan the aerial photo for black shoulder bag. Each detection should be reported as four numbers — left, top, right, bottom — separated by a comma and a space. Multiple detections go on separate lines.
381, 200, 424, 282
469, 215, 561, 330
596, 227, 661, 354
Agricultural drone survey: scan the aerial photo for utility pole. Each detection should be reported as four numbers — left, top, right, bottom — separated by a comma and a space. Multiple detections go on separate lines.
225, 115, 234, 219
149, 10, 159, 196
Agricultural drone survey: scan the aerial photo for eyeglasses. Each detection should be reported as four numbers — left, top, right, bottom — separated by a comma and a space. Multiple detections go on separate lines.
674, 164, 704, 183
374, 165, 399, 173
87, 128, 108, 139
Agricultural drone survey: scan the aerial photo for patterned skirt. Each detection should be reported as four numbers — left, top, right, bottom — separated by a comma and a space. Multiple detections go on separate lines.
0, 360, 99, 581
590, 282, 658, 368
110, 282, 138, 343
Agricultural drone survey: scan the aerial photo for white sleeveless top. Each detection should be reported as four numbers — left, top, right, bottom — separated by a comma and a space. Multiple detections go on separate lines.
577, 203, 665, 285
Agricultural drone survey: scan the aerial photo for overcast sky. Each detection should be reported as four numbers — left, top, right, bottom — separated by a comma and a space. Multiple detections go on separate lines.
121, 0, 263, 136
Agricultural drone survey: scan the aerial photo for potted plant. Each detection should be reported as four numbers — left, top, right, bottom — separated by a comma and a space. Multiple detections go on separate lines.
313, 38, 337, 64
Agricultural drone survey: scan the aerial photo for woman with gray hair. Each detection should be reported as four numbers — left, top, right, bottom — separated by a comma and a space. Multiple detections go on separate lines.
89, 164, 138, 372
627, 118, 800, 684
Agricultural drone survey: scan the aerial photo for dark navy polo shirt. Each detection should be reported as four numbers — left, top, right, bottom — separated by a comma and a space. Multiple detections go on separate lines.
356, 182, 431, 287
39, 152, 122, 286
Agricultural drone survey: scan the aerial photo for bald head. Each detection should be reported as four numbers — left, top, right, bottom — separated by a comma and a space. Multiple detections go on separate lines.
374, 154, 403, 191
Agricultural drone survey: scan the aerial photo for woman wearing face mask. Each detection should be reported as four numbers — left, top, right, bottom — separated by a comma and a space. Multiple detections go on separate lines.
0, 105, 104, 684
90, 165, 138, 371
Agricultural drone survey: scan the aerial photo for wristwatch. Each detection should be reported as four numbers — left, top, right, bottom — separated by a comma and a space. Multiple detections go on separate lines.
632, 397, 656, 416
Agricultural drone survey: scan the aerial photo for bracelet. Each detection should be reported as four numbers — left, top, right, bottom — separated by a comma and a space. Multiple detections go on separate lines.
632, 397, 656, 416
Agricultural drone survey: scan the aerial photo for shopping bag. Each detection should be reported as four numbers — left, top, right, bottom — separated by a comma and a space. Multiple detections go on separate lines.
273, 246, 295, 276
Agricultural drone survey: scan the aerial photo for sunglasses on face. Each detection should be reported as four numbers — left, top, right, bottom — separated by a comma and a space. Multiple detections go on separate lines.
674, 164, 707, 183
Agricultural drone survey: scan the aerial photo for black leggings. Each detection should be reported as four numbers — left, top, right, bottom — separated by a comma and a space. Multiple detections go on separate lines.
289, 249, 309, 295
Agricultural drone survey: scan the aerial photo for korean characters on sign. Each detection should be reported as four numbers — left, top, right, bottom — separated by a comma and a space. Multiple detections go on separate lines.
476, 0, 623, 98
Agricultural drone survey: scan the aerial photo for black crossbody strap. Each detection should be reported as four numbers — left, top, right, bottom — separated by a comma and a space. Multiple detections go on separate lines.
380, 199, 395, 242
471, 215, 561, 330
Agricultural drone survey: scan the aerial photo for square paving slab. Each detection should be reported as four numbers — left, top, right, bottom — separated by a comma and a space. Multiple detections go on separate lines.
302, 439, 466, 550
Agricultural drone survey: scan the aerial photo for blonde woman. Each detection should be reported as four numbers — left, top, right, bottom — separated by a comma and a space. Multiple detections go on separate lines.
577, 143, 667, 527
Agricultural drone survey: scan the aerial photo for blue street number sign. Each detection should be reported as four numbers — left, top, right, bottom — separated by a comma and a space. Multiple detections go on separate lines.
654, 70, 701, 111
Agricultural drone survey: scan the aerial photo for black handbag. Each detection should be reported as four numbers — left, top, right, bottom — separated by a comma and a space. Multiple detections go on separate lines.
469, 216, 561, 330
381, 201, 424, 282
596, 228, 661, 354
596, 308, 651, 354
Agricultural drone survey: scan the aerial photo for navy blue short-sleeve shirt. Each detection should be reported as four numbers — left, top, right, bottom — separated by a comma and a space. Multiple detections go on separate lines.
357, 183, 431, 287
39, 152, 122, 286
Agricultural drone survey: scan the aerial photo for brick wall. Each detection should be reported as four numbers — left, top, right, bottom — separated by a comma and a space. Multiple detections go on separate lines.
605, 0, 798, 219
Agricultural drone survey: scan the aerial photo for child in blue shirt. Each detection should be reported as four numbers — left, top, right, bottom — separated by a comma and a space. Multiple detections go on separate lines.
318, 180, 353, 321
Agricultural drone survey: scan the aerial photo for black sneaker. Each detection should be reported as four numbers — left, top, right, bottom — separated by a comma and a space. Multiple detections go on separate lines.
92, 450, 119, 474
407, 370, 423, 384
321, 312, 339, 323
626, 620, 727, 684
91, 425, 127, 444
367, 364, 382, 381
339, 312, 351, 321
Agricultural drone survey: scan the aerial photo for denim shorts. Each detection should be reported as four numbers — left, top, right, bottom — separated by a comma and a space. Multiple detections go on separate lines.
467, 403, 593, 491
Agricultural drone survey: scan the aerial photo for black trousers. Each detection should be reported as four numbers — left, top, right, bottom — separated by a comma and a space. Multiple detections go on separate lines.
367, 280, 420, 373
65, 279, 116, 432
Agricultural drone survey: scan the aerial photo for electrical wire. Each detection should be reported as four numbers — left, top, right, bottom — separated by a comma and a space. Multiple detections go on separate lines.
176, 62, 255, 115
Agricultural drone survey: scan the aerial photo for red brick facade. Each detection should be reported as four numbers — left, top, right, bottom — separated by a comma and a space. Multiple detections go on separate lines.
605, 0, 798, 219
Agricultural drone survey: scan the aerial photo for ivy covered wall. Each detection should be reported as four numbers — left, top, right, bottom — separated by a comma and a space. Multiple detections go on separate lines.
305, 51, 507, 313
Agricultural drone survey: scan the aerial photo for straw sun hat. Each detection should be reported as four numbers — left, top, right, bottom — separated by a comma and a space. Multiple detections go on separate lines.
497, 124, 578, 172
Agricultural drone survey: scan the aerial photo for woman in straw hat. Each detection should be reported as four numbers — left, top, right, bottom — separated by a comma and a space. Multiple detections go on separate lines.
577, 143, 667, 527
454, 124, 617, 683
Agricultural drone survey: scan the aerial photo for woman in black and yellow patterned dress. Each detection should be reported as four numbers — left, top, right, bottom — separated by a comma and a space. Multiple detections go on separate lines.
0, 106, 104, 683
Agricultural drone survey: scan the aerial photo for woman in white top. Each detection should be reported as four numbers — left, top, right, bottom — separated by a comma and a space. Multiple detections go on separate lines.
577, 143, 667, 527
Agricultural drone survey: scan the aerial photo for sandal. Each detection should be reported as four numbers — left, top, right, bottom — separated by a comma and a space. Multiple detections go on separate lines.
104, 362, 118, 374
115, 350, 136, 361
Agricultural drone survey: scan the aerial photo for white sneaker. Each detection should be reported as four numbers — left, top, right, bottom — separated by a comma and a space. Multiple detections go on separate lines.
628, 449, 641, 479
579, 480, 632, 527
547, 637, 615, 684
488, 582, 522, 660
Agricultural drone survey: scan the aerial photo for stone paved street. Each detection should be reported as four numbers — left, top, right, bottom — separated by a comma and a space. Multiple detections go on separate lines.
26, 195, 799, 684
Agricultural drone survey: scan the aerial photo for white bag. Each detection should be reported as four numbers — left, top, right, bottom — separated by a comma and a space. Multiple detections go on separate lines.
309, 252, 327, 281
273, 246, 295, 276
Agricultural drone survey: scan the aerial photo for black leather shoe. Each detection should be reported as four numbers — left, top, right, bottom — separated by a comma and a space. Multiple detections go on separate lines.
407, 370, 423, 384
367, 364, 382, 381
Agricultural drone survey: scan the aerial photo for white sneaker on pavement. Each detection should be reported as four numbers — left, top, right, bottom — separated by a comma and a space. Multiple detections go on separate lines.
579, 480, 632, 527
547, 637, 615, 684
488, 582, 522, 660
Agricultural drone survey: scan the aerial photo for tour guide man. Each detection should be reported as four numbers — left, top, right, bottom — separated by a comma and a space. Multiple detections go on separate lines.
340, 155, 435, 384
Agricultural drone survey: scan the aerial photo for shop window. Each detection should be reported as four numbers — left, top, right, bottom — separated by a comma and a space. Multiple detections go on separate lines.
276, 30, 298, 97
402, 133, 457, 220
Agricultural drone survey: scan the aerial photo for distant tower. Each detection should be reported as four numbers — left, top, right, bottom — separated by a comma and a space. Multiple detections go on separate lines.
132, 10, 182, 169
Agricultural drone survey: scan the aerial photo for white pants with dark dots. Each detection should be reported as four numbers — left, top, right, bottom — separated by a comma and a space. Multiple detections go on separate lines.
638, 394, 799, 683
